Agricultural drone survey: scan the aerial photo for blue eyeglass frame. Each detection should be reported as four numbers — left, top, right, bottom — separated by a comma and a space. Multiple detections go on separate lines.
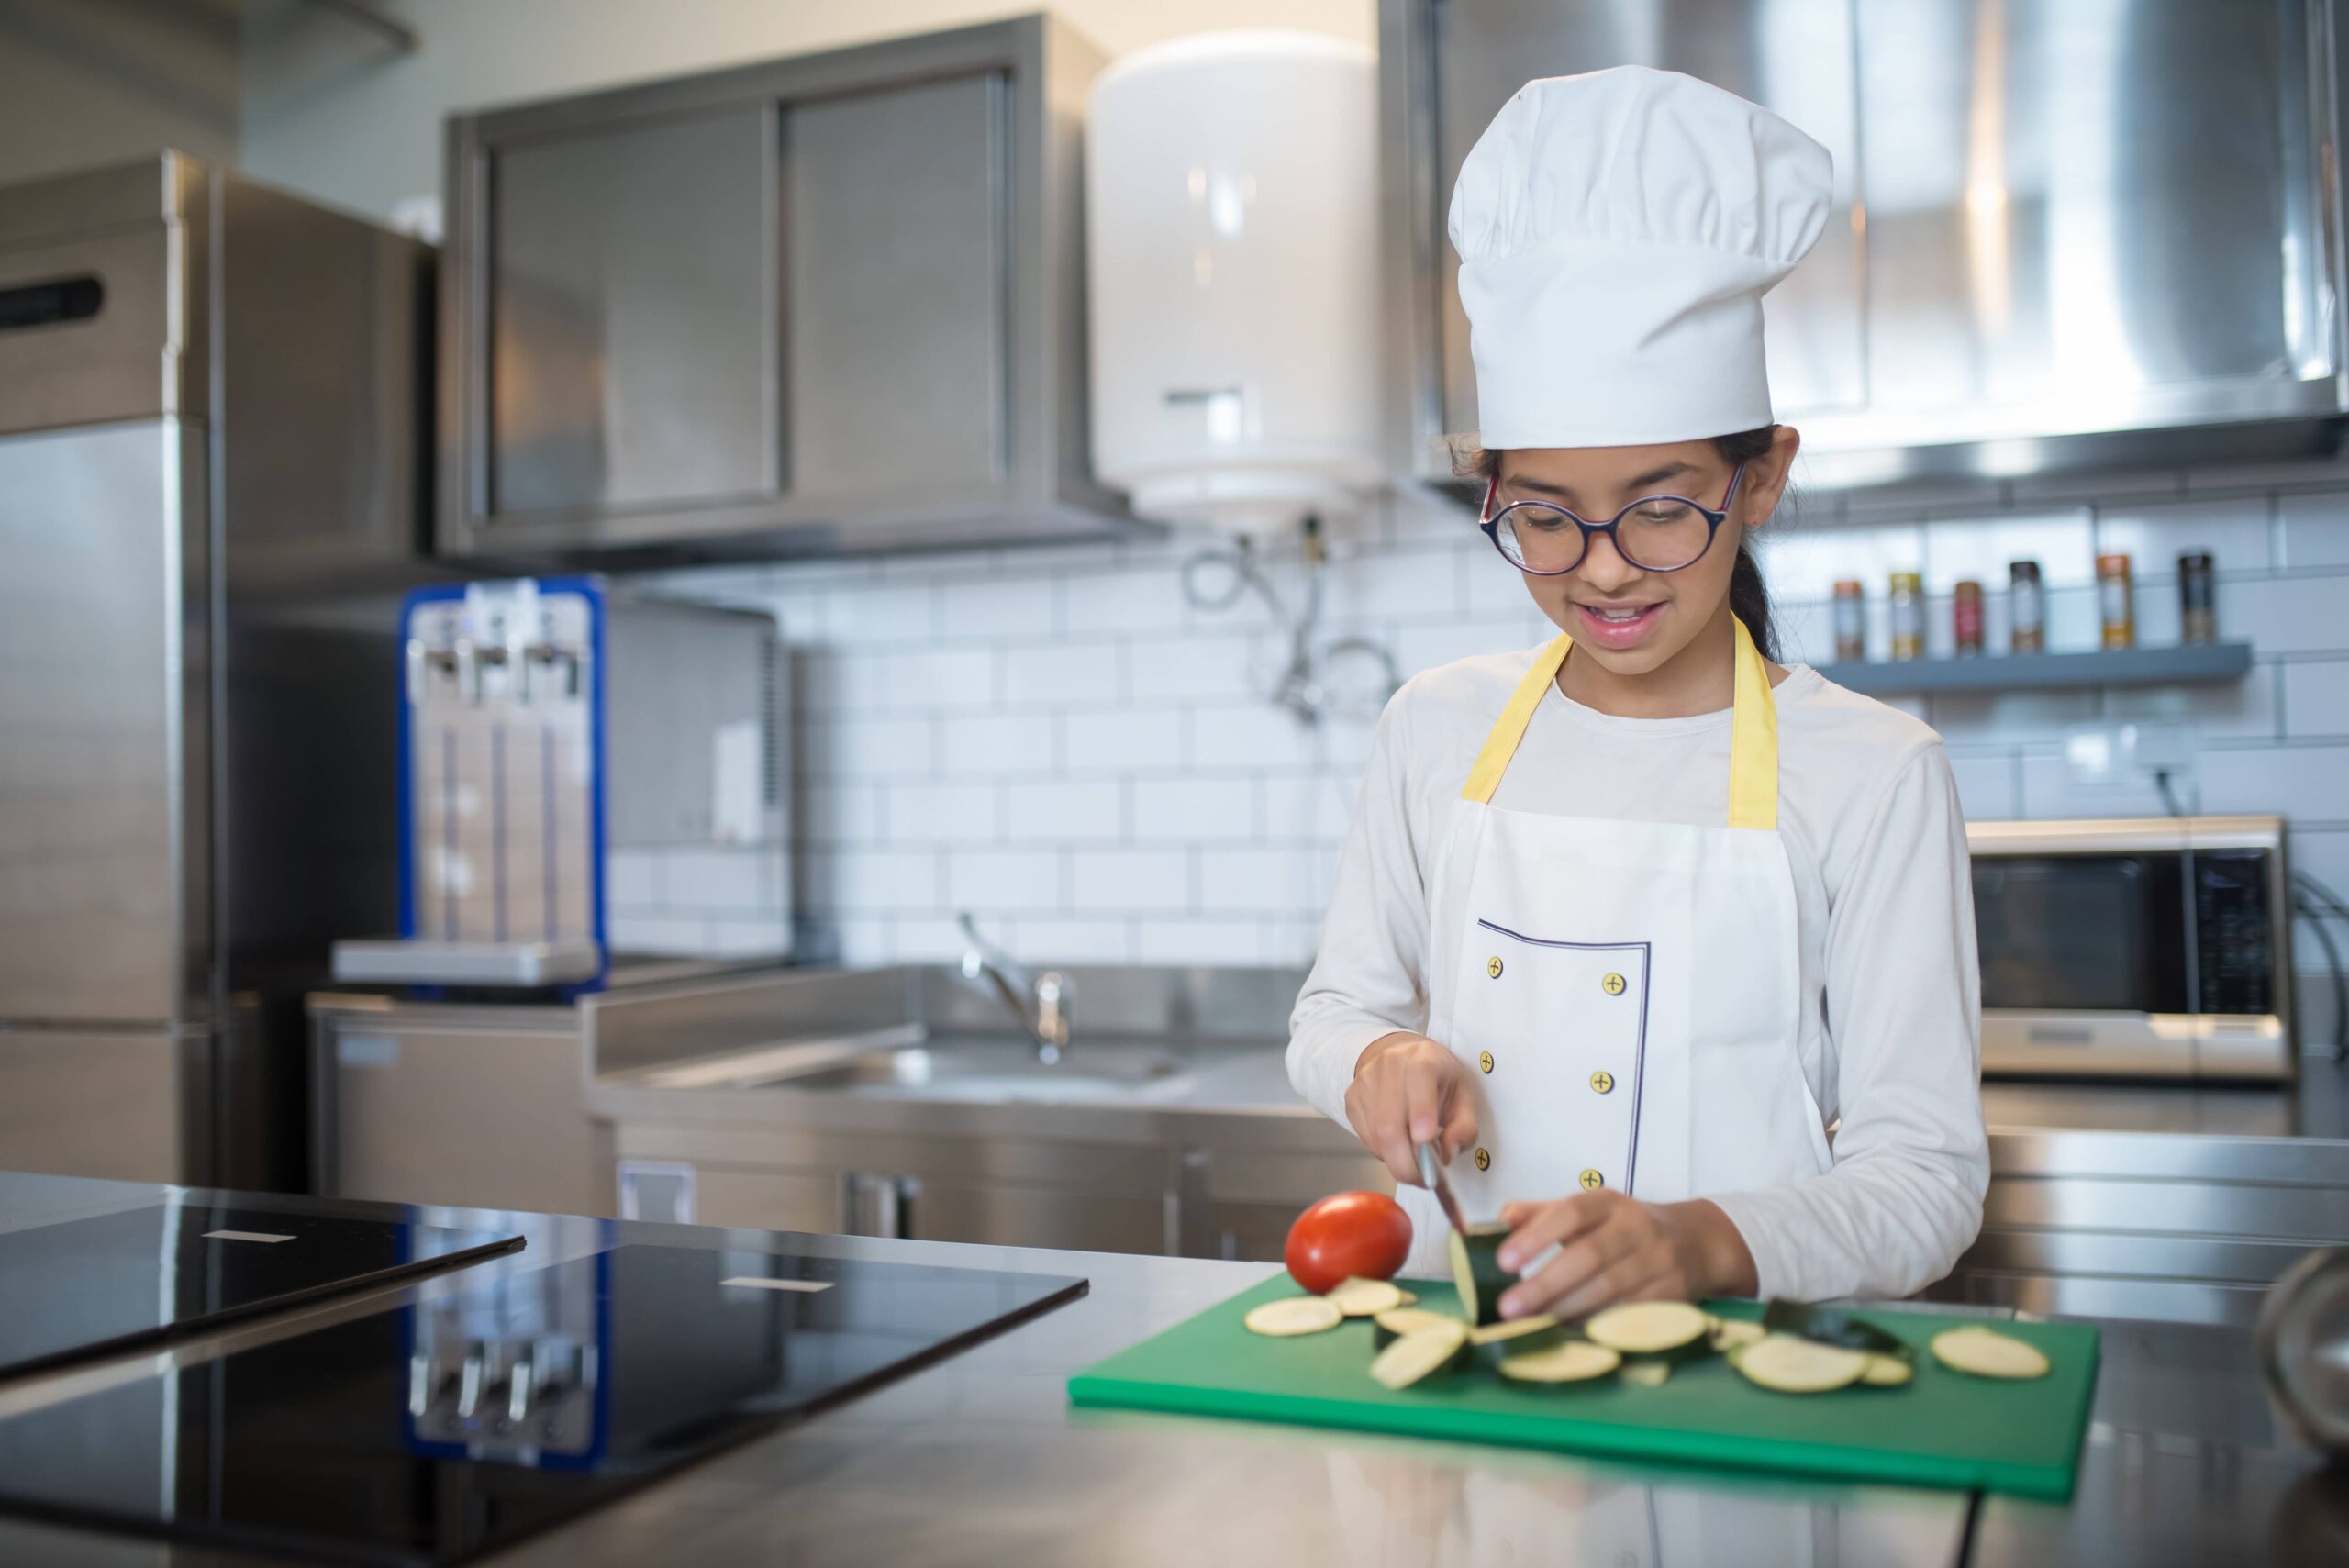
1477, 462, 1748, 576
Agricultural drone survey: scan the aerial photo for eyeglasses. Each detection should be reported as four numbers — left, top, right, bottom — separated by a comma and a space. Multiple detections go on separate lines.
1478, 462, 1747, 576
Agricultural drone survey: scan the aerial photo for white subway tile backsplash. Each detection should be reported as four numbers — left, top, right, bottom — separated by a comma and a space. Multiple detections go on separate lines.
700, 917, 793, 958
2286, 660, 2349, 739
2093, 497, 2273, 576
607, 914, 711, 957
878, 648, 996, 710
939, 574, 1057, 640
886, 781, 998, 844
1063, 709, 1184, 773
1137, 918, 1275, 964
895, 917, 976, 962
1944, 753, 2020, 820
1190, 703, 1321, 770
826, 849, 942, 913
2216, 578, 2349, 654
939, 713, 1056, 776
1134, 777, 1257, 842
1129, 632, 1264, 704
661, 849, 763, 911
811, 716, 933, 778
632, 457, 2349, 973
2199, 744, 2349, 825
1004, 780, 1122, 843
2289, 828, 2349, 905
607, 849, 661, 907
1003, 640, 1123, 707
1921, 509, 2095, 592
1070, 849, 1190, 912
2278, 490, 2349, 568
1002, 916, 1136, 963
945, 847, 1063, 914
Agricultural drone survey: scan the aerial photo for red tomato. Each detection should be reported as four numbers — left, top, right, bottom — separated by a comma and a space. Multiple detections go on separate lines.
1284, 1190, 1413, 1295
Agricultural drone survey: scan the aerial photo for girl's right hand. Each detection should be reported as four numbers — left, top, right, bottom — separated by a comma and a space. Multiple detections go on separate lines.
1343, 1032, 1480, 1187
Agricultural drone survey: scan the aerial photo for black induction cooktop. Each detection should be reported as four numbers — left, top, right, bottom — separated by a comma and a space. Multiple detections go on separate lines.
0, 1241, 1086, 1567
0, 1202, 523, 1381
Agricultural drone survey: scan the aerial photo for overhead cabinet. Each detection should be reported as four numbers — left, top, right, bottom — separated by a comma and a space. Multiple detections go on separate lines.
441, 15, 1123, 560
1383, 0, 2349, 489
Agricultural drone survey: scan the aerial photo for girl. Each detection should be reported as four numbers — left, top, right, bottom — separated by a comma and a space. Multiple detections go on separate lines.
1287, 66, 1987, 1318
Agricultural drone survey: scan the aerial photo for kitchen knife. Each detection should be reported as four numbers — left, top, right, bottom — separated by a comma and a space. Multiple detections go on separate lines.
1415, 1140, 1470, 1238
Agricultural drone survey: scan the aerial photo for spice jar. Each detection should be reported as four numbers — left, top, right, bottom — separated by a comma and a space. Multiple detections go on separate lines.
1832, 580, 1865, 662
1953, 580, 1985, 655
2009, 561, 2045, 653
1889, 572, 1925, 662
2179, 552, 2216, 644
2098, 553, 2136, 650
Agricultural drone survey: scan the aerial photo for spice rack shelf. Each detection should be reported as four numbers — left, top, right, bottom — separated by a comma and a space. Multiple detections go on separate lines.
1817, 642, 2254, 697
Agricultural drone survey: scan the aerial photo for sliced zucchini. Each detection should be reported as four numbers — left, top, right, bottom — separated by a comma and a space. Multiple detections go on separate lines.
1930, 1326, 2050, 1380
1761, 1300, 1910, 1360
1369, 1318, 1472, 1390
1448, 1223, 1512, 1327
1244, 1296, 1344, 1338
1372, 1307, 1458, 1349
1497, 1340, 1621, 1384
1466, 1314, 1563, 1349
1731, 1333, 1869, 1394
1585, 1301, 1710, 1355
1327, 1277, 1408, 1318
1620, 1359, 1674, 1388
1709, 1318, 1767, 1353
1859, 1352, 1913, 1387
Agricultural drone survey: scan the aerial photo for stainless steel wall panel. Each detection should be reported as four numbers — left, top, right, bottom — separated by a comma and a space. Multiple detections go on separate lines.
0, 1029, 202, 1184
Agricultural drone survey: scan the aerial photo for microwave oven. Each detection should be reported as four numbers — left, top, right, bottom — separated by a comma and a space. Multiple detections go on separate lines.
1968, 817, 2294, 1082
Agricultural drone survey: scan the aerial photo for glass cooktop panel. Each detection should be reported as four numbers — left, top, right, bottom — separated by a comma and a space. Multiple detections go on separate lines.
0, 1201, 523, 1381
0, 1241, 1086, 1566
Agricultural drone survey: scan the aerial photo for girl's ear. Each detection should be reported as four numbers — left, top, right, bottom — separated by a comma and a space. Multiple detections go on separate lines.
1742, 426, 1803, 524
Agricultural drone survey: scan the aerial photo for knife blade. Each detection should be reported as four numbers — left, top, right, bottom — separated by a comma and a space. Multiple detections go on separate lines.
1416, 1140, 1470, 1238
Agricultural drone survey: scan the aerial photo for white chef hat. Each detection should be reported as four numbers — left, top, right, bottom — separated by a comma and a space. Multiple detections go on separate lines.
1448, 66, 1831, 450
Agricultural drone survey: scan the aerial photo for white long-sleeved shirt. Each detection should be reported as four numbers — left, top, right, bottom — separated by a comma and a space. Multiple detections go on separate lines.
1286, 649, 1989, 1302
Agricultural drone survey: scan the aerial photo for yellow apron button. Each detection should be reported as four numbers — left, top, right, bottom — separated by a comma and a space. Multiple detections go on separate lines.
1486, 956, 1504, 979
1588, 1070, 1614, 1094
1601, 972, 1626, 996
1478, 1051, 1495, 1074
1474, 1147, 1492, 1172
1579, 1168, 1605, 1190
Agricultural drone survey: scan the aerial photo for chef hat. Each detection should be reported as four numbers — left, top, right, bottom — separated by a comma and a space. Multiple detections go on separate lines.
1448, 66, 1831, 450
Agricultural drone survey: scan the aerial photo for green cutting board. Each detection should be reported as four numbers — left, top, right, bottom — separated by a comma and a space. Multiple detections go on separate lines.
1069, 1275, 2099, 1500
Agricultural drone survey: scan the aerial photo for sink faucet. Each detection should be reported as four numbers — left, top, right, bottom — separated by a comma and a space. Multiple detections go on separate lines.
957, 913, 1072, 1064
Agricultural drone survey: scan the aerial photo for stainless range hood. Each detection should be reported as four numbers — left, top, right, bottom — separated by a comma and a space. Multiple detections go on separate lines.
1382, 0, 2349, 489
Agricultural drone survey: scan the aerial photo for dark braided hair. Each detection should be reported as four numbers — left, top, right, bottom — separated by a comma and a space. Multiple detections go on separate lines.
1456, 426, 1782, 663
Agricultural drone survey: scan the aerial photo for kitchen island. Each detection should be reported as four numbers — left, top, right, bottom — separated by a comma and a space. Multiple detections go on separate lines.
0, 1172, 2337, 1566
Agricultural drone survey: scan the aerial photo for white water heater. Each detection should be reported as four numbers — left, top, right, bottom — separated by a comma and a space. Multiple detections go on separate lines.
1086, 31, 1382, 537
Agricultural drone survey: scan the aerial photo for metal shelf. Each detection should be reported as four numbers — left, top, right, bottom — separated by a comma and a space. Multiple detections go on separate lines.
1816, 642, 2254, 697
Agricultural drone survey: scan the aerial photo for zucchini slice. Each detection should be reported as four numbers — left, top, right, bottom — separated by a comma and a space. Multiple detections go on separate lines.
1369, 1318, 1472, 1390
1244, 1296, 1344, 1338
1930, 1326, 2050, 1380
1620, 1359, 1674, 1388
1859, 1352, 1914, 1387
1709, 1318, 1767, 1353
1731, 1333, 1869, 1394
1761, 1300, 1910, 1360
1497, 1340, 1621, 1385
1327, 1277, 1408, 1318
1448, 1223, 1513, 1327
1466, 1314, 1563, 1349
1585, 1301, 1710, 1355
1372, 1307, 1458, 1349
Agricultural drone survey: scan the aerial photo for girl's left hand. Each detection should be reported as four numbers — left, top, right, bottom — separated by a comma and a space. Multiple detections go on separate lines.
1493, 1193, 1758, 1320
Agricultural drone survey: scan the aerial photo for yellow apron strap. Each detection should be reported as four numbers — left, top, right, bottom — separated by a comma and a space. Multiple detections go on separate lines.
1460, 635, 1573, 805
1456, 622, 1781, 829
1727, 617, 1779, 830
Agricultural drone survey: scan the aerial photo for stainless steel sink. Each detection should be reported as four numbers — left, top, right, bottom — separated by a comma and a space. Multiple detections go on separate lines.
774, 1039, 1198, 1104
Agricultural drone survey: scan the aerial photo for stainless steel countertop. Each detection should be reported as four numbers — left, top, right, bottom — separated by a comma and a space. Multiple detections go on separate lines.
0, 1173, 2339, 1566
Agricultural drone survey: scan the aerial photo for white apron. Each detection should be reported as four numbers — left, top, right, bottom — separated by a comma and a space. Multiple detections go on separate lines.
1397, 620, 1832, 1276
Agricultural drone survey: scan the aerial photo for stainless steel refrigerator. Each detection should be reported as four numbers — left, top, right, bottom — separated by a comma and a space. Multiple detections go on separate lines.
0, 153, 429, 1187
